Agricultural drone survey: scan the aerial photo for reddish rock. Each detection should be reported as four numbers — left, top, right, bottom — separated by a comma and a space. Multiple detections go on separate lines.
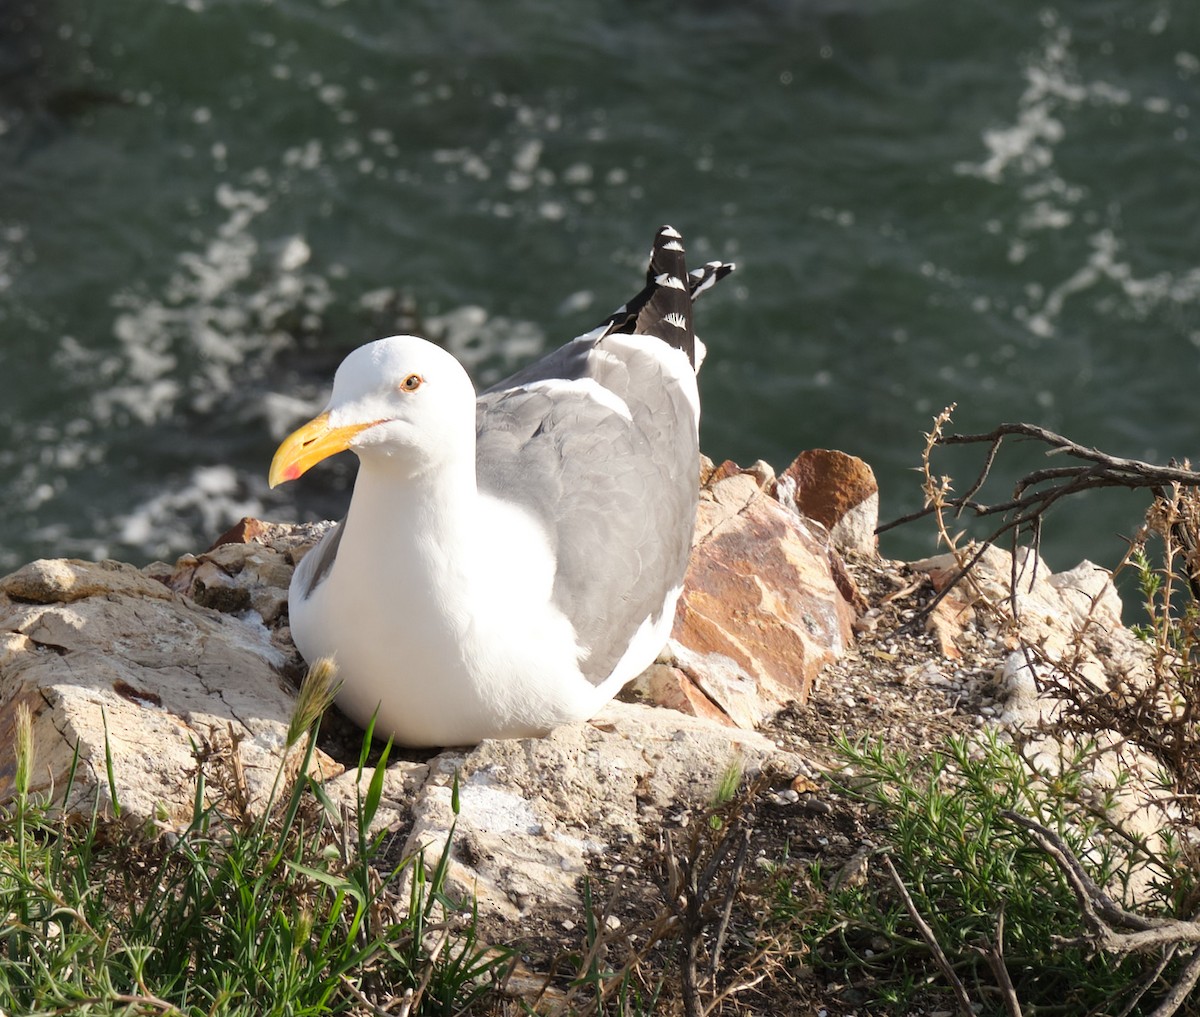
210, 516, 273, 548
667, 466, 857, 728
917, 556, 963, 594
707, 458, 747, 485
829, 549, 870, 615
623, 664, 735, 727
778, 449, 879, 554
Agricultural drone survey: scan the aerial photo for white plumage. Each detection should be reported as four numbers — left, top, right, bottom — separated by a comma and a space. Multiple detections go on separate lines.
270, 227, 731, 747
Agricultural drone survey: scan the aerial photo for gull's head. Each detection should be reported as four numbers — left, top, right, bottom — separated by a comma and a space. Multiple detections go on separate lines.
269, 335, 477, 487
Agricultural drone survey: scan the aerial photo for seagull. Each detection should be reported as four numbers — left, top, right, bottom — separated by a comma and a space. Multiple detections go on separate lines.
269, 225, 733, 747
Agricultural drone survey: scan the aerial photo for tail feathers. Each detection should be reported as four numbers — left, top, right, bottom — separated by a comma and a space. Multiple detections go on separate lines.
595, 225, 734, 370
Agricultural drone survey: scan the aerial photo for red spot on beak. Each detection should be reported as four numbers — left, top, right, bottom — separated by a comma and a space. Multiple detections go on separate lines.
284, 464, 301, 481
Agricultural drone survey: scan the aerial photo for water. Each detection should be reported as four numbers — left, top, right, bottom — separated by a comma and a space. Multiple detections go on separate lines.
2, 0, 1197, 578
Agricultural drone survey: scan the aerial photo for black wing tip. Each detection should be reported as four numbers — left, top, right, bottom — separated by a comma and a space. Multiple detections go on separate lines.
687, 259, 736, 300
593, 226, 734, 369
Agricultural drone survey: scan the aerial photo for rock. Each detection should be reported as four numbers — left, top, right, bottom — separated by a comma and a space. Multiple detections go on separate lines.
399, 700, 794, 922
210, 516, 276, 548
828, 548, 870, 615
777, 450, 879, 555
620, 663, 736, 727
913, 544, 1182, 902
1, 558, 173, 605
912, 545, 1149, 695
667, 466, 856, 728
925, 585, 977, 660
322, 759, 431, 839
160, 519, 334, 648
0, 558, 340, 822
996, 650, 1055, 727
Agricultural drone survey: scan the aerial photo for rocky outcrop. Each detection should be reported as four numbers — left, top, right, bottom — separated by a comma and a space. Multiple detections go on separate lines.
2, 456, 1196, 927
393, 702, 793, 922
913, 545, 1152, 711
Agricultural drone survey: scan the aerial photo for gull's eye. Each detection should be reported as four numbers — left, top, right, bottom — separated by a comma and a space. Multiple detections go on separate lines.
398, 373, 424, 393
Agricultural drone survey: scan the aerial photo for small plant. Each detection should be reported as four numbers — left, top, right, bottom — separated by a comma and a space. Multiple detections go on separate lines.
0, 659, 509, 1016
779, 731, 1199, 1015
1113, 487, 1200, 795
708, 755, 743, 831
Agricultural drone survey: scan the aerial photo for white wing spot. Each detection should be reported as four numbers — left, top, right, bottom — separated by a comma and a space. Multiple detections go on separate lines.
663, 240, 684, 252
664, 312, 687, 329
660, 226, 682, 239
654, 273, 687, 290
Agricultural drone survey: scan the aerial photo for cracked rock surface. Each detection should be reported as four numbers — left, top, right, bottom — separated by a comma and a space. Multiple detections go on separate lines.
0, 556, 340, 822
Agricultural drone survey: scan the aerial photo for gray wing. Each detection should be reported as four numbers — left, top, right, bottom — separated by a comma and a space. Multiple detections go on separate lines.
293, 518, 344, 600
474, 224, 731, 684
475, 341, 699, 684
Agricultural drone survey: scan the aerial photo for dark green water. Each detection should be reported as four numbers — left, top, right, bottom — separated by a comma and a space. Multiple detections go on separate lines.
2, 0, 1198, 578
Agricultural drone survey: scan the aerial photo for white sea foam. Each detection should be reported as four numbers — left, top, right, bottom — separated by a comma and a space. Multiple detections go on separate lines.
114, 464, 262, 559
955, 24, 1078, 186
956, 16, 1200, 339
97, 183, 332, 428
1022, 229, 1200, 338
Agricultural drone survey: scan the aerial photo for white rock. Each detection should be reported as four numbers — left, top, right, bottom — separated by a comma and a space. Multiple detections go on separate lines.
401, 700, 794, 920
0, 558, 339, 822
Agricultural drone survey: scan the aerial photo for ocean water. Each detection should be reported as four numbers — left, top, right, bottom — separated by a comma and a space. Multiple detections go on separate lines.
1, 0, 1197, 579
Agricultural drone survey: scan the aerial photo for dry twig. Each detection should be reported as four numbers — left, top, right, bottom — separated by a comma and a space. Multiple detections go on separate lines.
971, 907, 1023, 1017
881, 853, 975, 1017
655, 788, 767, 1017
880, 415, 1200, 629
880, 421, 1200, 541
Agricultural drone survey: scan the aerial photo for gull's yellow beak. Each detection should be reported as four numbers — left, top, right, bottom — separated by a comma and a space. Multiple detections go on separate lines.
269, 412, 379, 488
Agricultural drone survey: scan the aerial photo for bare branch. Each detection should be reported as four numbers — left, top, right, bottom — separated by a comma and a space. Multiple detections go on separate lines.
708, 824, 753, 986
1147, 947, 1200, 1017
882, 421, 1200, 541
972, 907, 1023, 1017
882, 853, 975, 1017
1001, 811, 1166, 940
